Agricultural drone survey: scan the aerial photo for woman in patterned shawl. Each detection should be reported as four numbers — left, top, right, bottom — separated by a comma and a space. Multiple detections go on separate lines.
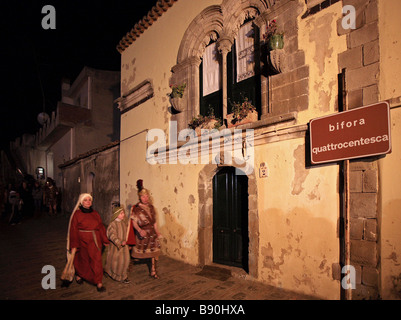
129, 180, 162, 279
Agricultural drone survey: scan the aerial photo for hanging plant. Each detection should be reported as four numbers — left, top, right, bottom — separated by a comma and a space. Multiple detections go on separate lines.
168, 83, 187, 112
168, 83, 186, 98
263, 19, 284, 50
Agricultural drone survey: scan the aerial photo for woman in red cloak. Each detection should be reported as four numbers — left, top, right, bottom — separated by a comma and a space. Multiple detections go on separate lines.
67, 193, 109, 292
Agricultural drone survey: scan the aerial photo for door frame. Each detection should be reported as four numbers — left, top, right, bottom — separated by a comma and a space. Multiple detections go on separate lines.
198, 163, 259, 278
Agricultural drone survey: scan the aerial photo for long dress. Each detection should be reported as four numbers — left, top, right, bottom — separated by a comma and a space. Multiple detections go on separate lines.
104, 218, 130, 281
130, 203, 160, 259
69, 207, 109, 285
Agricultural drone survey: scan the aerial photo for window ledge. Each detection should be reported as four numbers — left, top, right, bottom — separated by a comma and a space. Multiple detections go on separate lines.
171, 111, 298, 150
228, 111, 297, 131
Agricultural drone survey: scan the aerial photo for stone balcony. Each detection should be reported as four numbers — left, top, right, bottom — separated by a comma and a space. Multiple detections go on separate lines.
35, 102, 91, 150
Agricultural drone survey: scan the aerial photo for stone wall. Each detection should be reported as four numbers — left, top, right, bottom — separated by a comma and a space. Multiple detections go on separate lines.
349, 159, 379, 299
262, 0, 310, 117
337, 0, 380, 299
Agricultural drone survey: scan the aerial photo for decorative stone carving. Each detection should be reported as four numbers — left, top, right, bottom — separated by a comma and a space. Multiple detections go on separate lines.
268, 48, 284, 73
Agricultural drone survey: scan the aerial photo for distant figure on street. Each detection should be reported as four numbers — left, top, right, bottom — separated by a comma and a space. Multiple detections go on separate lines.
104, 206, 131, 284
19, 181, 33, 219
32, 180, 43, 218
8, 188, 22, 225
67, 193, 109, 292
130, 179, 162, 279
44, 178, 58, 216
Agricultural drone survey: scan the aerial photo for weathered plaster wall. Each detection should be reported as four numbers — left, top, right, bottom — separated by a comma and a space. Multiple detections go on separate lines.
256, 137, 340, 299
378, 0, 401, 300
120, 142, 203, 264
297, 1, 347, 123
379, 108, 401, 299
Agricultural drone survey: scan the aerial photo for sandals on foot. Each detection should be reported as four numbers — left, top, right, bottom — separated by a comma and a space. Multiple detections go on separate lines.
149, 272, 160, 279
97, 284, 106, 292
149, 258, 159, 279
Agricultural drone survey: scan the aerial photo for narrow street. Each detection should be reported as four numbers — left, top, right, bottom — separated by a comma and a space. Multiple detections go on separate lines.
0, 213, 317, 302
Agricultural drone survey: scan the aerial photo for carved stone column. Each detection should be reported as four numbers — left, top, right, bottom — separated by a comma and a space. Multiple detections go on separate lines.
171, 56, 201, 132
217, 37, 233, 120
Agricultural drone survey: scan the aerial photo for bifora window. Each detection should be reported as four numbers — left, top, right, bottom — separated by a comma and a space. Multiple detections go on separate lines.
199, 20, 261, 121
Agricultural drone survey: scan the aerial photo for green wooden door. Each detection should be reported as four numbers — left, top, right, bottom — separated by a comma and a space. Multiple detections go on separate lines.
213, 167, 249, 272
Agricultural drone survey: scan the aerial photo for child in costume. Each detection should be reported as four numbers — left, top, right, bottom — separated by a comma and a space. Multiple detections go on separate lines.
104, 206, 131, 283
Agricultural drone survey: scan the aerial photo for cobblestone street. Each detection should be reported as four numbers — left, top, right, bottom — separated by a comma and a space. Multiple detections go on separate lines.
0, 214, 317, 303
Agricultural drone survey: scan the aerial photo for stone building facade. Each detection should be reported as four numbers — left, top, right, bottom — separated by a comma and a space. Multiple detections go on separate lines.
116, 0, 401, 299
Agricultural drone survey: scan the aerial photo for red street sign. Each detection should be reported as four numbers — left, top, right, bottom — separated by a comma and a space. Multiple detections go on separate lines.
310, 102, 391, 164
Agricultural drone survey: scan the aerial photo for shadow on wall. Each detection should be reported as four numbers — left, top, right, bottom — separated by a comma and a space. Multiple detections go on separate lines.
260, 207, 339, 299
160, 206, 196, 263
124, 182, 196, 262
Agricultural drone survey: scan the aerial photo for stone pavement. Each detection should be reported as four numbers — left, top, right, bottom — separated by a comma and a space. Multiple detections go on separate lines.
0, 213, 318, 302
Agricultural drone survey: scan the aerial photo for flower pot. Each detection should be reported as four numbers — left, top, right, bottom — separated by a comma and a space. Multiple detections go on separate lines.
268, 34, 284, 50
195, 119, 219, 136
226, 111, 258, 128
170, 96, 185, 112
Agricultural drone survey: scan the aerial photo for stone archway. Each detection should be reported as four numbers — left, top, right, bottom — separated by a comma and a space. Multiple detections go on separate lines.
198, 163, 259, 278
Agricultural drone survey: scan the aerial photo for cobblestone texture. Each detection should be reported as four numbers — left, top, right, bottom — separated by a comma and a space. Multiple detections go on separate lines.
0, 214, 317, 301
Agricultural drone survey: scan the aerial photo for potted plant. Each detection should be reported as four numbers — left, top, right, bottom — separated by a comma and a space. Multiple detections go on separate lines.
264, 19, 284, 50
226, 97, 258, 128
168, 83, 186, 112
188, 108, 222, 136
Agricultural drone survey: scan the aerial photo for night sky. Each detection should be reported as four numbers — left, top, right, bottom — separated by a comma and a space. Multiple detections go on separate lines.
0, 1, 156, 149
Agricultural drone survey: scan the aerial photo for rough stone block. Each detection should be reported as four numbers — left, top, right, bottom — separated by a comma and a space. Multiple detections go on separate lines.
350, 193, 377, 218
270, 65, 309, 89
350, 217, 364, 240
353, 283, 379, 300
283, 50, 305, 71
349, 159, 377, 171
362, 266, 379, 287
363, 169, 378, 193
363, 219, 377, 241
271, 94, 308, 116
350, 170, 363, 192
363, 85, 379, 106
346, 63, 379, 91
347, 89, 363, 110
363, 40, 379, 66
350, 240, 377, 266
272, 78, 308, 101
338, 46, 363, 71
348, 22, 378, 48
364, 0, 378, 24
